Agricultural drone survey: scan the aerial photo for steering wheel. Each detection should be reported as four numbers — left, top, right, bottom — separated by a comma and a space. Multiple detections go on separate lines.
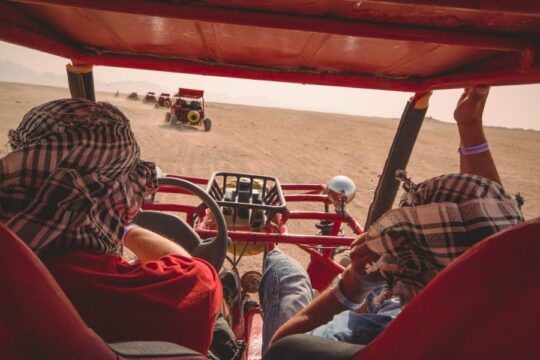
133, 177, 229, 271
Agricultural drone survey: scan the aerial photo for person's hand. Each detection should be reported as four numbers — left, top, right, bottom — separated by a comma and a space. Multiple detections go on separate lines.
340, 234, 381, 302
453, 86, 490, 129
453, 85, 502, 184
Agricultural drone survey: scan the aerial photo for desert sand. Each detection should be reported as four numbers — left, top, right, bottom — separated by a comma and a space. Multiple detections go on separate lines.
1, 82, 539, 270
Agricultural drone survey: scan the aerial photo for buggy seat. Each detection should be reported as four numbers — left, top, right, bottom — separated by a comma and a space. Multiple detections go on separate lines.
0, 223, 207, 360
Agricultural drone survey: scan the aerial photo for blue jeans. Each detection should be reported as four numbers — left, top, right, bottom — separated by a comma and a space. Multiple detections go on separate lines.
259, 248, 401, 355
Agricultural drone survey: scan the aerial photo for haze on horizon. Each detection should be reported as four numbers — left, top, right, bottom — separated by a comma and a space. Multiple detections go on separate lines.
1, 41, 539, 131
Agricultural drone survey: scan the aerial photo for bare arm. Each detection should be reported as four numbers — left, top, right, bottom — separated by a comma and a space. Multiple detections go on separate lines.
270, 286, 352, 345
124, 226, 191, 263
270, 235, 379, 345
454, 86, 502, 185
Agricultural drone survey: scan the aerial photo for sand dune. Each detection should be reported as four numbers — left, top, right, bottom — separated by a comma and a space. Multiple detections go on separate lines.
1, 82, 538, 269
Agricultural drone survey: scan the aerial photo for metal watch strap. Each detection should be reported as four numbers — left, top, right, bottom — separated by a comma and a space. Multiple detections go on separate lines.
330, 274, 365, 311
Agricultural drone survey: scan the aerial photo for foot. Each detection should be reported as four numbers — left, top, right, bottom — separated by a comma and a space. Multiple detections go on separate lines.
220, 270, 241, 306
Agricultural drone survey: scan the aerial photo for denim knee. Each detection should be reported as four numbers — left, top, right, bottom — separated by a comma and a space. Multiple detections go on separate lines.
259, 248, 314, 354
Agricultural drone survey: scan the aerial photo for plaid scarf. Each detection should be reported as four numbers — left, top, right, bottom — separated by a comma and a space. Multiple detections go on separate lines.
0, 98, 158, 254
365, 173, 524, 304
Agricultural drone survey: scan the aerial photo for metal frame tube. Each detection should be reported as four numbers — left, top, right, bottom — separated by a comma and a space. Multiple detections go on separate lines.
364, 92, 431, 228
66, 63, 95, 101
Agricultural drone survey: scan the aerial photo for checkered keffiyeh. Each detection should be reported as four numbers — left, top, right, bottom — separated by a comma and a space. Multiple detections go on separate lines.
0, 98, 158, 254
365, 173, 524, 304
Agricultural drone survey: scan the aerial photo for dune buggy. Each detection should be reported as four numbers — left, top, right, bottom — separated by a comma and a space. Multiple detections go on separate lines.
155, 93, 172, 108
143, 91, 157, 104
165, 88, 212, 131
126, 92, 139, 100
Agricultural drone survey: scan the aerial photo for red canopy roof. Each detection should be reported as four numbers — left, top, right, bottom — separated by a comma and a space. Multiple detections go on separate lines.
1, 0, 539, 92
177, 88, 204, 99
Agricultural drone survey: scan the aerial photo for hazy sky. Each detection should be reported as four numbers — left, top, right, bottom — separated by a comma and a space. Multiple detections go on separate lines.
1, 41, 538, 130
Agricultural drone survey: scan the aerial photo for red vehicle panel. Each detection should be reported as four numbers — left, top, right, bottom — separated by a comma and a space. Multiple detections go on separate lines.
0, 1, 538, 91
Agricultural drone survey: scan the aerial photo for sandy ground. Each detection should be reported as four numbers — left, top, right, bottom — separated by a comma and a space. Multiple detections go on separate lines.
1, 82, 539, 272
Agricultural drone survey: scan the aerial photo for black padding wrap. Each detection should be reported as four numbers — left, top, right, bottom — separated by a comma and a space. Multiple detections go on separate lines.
263, 334, 364, 360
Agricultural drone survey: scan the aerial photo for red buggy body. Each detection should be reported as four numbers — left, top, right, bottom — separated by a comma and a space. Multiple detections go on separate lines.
143, 91, 157, 104
156, 93, 172, 108
0, 1, 539, 359
166, 88, 212, 131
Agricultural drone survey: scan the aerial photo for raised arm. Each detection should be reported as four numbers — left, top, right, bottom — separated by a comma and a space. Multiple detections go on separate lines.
454, 86, 502, 185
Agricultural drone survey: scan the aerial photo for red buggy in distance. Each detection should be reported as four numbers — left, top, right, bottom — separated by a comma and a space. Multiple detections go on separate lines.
126, 92, 139, 101
166, 88, 212, 131
142, 91, 156, 104
155, 92, 171, 108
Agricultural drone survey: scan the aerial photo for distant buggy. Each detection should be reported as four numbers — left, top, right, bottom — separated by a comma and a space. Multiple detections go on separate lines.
165, 88, 212, 131
155, 93, 172, 108
126, 92, 139, 100
143, 91, 157, 104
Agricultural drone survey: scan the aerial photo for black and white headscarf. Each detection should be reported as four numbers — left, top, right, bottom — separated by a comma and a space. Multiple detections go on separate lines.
0, 98, 158, 254
365, 172, 524, 304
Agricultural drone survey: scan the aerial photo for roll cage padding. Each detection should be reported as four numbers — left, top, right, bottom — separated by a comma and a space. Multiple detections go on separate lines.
66, 64, 96, 102
263, 334, 364, 360
109, 341, 203, 357
364, 92, 429, 228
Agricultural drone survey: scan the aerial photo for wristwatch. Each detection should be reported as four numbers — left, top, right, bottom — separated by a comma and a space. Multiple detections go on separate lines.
330, 274, 365, 311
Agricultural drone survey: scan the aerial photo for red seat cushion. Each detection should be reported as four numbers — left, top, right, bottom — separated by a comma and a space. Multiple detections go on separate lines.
0, 224, 116, 360
355, 218, 540, 359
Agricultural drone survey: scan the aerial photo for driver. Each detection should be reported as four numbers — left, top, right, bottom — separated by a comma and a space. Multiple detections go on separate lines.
259, 86, 524, 354
0, 98, 221, 354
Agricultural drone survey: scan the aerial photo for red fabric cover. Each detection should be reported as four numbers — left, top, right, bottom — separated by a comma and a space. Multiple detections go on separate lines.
355, 218, 540, 360
0, 223, 116, 360
307, 255, 340, 292
41, 250, 222, 355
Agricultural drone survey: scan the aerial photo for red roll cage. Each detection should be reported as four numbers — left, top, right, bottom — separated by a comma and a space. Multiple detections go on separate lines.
177, 88, 205, 99
1, 2, 539, 359
0, 0, 539, 92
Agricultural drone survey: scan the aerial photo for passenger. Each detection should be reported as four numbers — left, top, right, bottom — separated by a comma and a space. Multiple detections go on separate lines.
259, 86, 524, 354
0, 99, 221, 354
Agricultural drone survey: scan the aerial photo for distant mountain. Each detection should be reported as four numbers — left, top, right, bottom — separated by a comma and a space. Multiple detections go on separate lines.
0, 60, 165, 94
97, 80, 168, 95
0, 60, 67, 87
